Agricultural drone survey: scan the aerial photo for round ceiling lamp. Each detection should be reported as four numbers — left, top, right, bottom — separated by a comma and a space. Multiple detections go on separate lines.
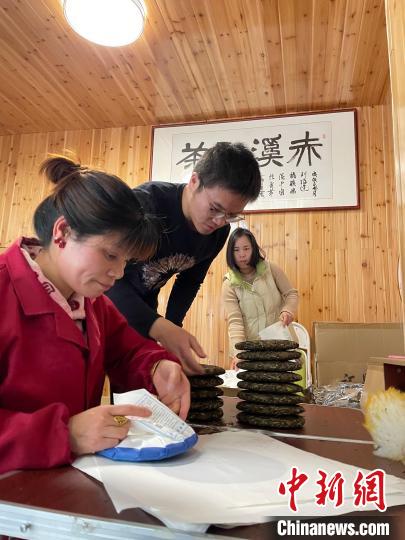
62, 0, 146, 47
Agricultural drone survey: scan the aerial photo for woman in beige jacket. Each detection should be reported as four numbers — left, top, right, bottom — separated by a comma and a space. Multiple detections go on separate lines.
222, 227, 299, 369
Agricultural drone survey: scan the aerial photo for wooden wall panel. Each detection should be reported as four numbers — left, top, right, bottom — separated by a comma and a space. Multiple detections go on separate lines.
0, 126, 151, 249
385, 0, 405, 343
0, 106, 401, 368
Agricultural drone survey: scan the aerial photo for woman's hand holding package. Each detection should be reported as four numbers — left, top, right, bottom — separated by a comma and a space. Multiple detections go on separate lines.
152, 359, 191, 420
280, 310, 294, 326
231, 356, 240, 371
68, 404, 151, 455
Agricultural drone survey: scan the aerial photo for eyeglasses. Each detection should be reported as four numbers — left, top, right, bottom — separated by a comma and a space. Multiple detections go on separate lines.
208, 208, 244, 223
200, 182, 244, 223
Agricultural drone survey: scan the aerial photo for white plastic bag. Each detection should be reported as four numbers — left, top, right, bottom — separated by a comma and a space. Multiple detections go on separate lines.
259, 320, 297, 341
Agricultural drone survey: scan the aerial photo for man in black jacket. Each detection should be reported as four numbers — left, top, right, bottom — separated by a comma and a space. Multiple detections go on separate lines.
106, 142, 261, 374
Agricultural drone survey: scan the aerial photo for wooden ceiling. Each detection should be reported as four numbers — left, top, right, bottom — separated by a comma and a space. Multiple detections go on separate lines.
0, 0, 389, 135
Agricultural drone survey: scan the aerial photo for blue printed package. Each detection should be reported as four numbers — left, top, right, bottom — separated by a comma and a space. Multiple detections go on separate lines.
97, 389, 198, 462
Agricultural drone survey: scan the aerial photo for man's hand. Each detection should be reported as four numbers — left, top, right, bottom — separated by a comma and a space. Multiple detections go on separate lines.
152, 360, 191, 420
149, 318, 205, 375
68, 404, 151, 455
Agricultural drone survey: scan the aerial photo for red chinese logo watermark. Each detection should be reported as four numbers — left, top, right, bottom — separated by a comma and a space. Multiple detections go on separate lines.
353, 469, 386, 511
278, 467, 386, 512
278, 467, 308, 512
316, 470, 344, 507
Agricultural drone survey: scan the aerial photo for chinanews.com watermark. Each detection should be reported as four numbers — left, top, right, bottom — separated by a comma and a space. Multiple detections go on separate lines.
274, 517, 394, 538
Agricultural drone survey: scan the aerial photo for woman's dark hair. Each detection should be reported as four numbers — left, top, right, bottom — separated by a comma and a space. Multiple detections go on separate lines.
33, 156, 159, 260
194, 142, 261, 202
226, 227, 265, 272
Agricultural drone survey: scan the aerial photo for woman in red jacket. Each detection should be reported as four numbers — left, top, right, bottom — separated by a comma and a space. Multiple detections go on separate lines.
0, 157, 191, 474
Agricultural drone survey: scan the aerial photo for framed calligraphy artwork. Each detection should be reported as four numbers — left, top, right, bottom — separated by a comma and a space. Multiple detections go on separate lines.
150, 109, 359, 212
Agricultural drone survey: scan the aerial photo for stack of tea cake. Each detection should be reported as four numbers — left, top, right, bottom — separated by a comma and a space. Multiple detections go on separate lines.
235, 339, 305, 429
187, 364, 225, 424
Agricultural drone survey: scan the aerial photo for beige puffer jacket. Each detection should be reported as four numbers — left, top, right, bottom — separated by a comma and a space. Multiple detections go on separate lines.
222, 260, 298, 358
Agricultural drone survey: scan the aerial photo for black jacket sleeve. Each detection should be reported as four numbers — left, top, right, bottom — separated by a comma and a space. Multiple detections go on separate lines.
165, 258, 213, 326
105, 277, 160, 338
165, 225, 228, 326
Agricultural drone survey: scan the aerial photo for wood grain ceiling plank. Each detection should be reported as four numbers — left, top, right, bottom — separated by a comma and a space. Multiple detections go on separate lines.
0, 0, 125, 131
39, 2, 155, 127
154, 0, 235, 122
187, 0, 239, 118
40, 2, 128, 122
312, 0, 344, 108
335, 0, 368, 107
244, 0, 278, 113
187, 1, 240, 117
222, 0, 264, 115
342, 0, 388, 106
277, 0, 299, 110
38, 1, 172, 128
0, 87, 39, 135
153, 0, 222, 120
172, 0, 231, 119
357, 1, 389, 106
89, 46, 166, 126
310, 0, 339, 110
293, 0, 313, 110
0, 4, 89, 131
139, 5, 199, 122
102, 0, 207, 125
261, 0, 287, 114
0, 0, 392, 134
0, 40, 89, 132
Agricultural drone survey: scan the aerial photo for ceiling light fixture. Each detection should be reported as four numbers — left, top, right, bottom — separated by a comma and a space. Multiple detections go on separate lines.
62, 0, 146, 47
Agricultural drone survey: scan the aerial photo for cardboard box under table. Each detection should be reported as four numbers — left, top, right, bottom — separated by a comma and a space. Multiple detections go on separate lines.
313, 322, 404, 386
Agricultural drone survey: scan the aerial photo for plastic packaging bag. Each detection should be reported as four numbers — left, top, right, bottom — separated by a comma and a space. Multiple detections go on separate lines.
97, 389, 198, 461
313, 383, 363, 409
259, 320, 295, 341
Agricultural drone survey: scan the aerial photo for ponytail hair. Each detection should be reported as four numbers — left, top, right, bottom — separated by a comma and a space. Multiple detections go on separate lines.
33, 156, 159, 260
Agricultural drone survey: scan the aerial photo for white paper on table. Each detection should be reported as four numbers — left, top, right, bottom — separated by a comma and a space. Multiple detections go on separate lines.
218, 369, 244, 388
74, 430, 405, 530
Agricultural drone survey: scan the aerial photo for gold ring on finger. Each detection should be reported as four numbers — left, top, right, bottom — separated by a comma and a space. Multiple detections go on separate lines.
113, 415, 128, 426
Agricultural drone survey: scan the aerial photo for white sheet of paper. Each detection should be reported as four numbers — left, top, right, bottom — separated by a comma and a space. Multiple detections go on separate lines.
259, 321, 294, 340
74, 431, 405, 530
218, 369, 244, 388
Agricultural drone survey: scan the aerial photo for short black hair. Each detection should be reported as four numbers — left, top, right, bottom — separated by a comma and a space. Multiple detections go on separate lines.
34, 156, 159, 260
194, 142, 261, 201
226, 227, 265, 272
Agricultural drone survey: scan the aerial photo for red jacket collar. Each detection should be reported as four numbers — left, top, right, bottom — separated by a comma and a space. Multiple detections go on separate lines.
4, 239, 56, 316
3, 239, 88, 349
